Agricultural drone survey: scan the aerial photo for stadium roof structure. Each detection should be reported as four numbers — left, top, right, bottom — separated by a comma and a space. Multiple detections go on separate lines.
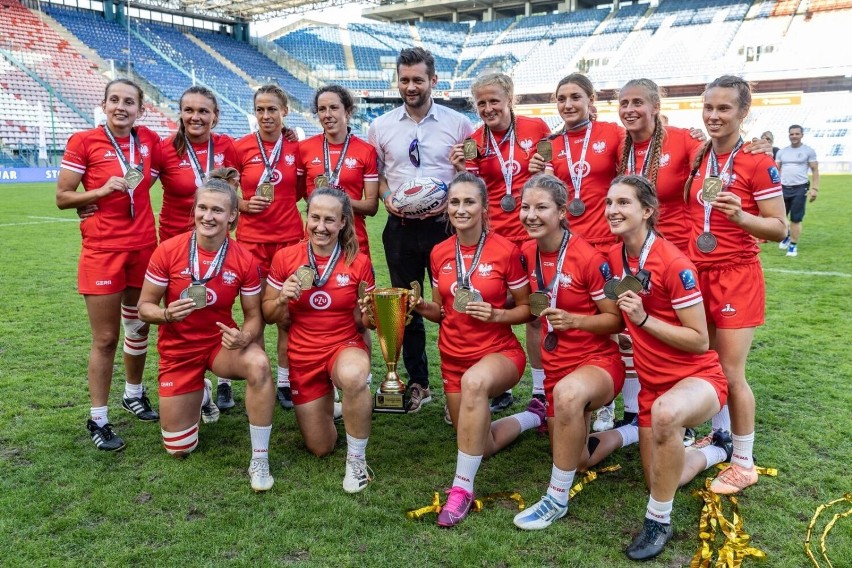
128, 0, 378, 21
363, 0, 601, 22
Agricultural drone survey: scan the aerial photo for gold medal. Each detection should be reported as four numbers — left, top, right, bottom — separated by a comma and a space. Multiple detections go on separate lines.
258, 181, 275, 201
453, 288, 474, 312
536, 140, 553, 162
124, 168, 143, 190
701, 177, 723, 202
529, 292, 549, 317
463, 138, 478, 160
614, 275, 643, 296
295, 265, 316, 290
186, 284, 207, 308
315, 175, 330, 189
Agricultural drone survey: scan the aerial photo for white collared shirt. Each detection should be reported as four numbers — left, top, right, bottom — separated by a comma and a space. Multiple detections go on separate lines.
368, 100, 474, 192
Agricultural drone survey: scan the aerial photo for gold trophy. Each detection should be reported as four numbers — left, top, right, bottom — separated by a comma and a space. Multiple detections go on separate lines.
361, 281, 421, 413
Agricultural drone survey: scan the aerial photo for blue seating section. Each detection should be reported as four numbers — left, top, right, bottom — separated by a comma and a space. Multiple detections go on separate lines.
273, 27, 346, 71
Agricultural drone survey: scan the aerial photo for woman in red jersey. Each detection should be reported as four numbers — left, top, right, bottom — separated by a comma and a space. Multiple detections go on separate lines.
56, 79, 161, 451
234, 84, 304, 411
449, 72, 553, 413
606, 175, 728, 561
511, 173, 624, 531
412, 172, 542, 528
137, 179, 276, 491
299, 85, 379, 258
262, 188, 376, 494
158, 86, 238, 242
685, 76, 786, 496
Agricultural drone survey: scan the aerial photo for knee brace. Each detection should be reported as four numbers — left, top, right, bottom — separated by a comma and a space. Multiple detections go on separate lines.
162, 424, 199, 456
122, 305, 148, 356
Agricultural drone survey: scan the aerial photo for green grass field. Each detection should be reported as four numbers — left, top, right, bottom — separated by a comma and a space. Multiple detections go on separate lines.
0, 177, 850, 567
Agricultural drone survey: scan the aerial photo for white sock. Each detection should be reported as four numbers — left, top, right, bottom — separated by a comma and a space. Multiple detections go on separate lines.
277, 366, 290, 389
334, 387, 341, 402
646, 496, 673, 524
531, 368, 546, 395
546, 464, 575, 506
124, 382, 143, 399
366, 372, 372, 386
217, 378, 231, 386
90, 406, 109, 428
506, 389, 513, 395
712, 405, 731, 432
698, 445, 728, 469
731, 432, 755, 469
452, 450, 482, 493
616, 423, 639, 447
622, 377, 640, 414
346, 433, 368, 460
512, 409, 543, 432
201, 386, 211, 408
249, 424, 271, 459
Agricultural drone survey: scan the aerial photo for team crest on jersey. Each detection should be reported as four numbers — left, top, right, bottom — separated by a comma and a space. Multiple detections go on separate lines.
178, 159, 191, 169
768, 166, 781, 184
720, 303, 737, 318
519, 139, 533, 155
599, 261, 612, 282
441, 261, 453, 274
660, 153, 671, 167
336, 273, 350, 287
309, 291, 332, 310
572, 161, 591, 178
205, 288, 218, 306
285, 154, 295, 166
345, 157, 358, 169
222, 270, 237, 286
214, 153, 224, 165
477, 263, 493, 278
104, 150, 117, 159
558, 272, 573, 288
592, 141, 606, 154
502, 160, 522, 176
140, 144, 150, 158
679, 269, 696, 291
268, 170, 283, 184
311, 156, 321, 165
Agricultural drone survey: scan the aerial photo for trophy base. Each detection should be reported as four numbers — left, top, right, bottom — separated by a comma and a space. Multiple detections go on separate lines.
373, 390, 410, 414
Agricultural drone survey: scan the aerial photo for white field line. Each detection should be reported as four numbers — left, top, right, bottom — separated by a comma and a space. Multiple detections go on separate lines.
765, 267, 852, 278
0, 216, 79, 228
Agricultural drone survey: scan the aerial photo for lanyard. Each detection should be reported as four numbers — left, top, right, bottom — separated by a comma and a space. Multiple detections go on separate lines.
322, 129, 352, 187
255, 131, 283, 186
188, 230, 229, 285
562, 121, 592, 200
535, 230, 571, 334
486, 124, 516, 200
307, 241, 342, 288
621, 230, 656, 279
626, 142, 650, 178
184, 135, 214, 187
703, 138, 744, 234
455, 231, 487, 289
103, 125, 142, 218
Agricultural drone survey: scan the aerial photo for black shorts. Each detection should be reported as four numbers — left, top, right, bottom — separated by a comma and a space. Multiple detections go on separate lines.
782, 183, 809, 223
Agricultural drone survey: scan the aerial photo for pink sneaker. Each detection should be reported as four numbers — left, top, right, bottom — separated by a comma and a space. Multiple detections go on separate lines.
526, 397, 548, 433
436, 486, 474, 527
710, 463, 758, 495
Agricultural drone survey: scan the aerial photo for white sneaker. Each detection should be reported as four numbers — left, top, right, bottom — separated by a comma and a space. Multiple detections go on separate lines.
779, 236, 791, 249
592, 405, 615, 432
333, 401, 343, 423
248, 457, 274, 492
343, 456, 373, 493
786, 244, 798, 257
201, 378, 220, 424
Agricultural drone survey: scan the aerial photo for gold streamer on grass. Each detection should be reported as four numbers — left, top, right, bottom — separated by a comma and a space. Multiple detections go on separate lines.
690, 478, 768, 567
569, 465, 622, 499
714, 464, 778, 478
805, 492, 852, 568
405, 492, 442, 520
473, 491, 525, 512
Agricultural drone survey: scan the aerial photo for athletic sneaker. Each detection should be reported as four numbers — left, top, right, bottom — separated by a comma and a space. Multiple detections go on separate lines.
525, 397, 548, 433
406, 384, 432, 413
489, 391, 514, 414
786, 244, 798, 257
692, 430, 715, 450
778, 236, 791, 249
333, 402, 343, 423
513, 494, 568, 530
710, 463, 758, 495
121, 388, 159, 421
592, 405, 615, 432
201, 379, 220, 424
216, 382, 235, 411
343, 456, 373, 493
532, 392, 547, 404
87, 419, 126, 452
683, 427, 697, 447
276, 386, 294, 410
248, 457, 274, 492
443, 403, 453, 426
436, 486, 474, 528
625, 518, 673, 561
711, 429, 734, 462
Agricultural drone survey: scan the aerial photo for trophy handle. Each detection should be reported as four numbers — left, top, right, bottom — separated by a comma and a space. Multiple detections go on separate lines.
406, 281, 421, 325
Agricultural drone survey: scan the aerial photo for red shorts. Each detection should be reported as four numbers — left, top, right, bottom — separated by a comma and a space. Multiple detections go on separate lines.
78, 245, 155, 295
289, 339, 368, 405
544, 355, 625, 418
697, 260, 765, 329
158, 343, 223, 397
240, 240, 299, 279
637, 370, 728, 428
441, 345, 527, 394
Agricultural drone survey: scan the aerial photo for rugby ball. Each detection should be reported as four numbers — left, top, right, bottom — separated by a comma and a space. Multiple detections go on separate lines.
391, 177, 448, 218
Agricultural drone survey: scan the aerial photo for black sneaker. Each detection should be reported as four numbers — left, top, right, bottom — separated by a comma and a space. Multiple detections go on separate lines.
121, 388, 159, 421
217, 382, 235, 410
532, 392, 547, 404
625, 518, 673, 561
489, 391, 514, 414
712, 428, 734, 462
87, 419, 126, 452
276, 386, 294, 410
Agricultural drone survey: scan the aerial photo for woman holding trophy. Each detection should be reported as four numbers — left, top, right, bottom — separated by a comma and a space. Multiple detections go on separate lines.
262, 187, 376, 494
412, 172, 543, 528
